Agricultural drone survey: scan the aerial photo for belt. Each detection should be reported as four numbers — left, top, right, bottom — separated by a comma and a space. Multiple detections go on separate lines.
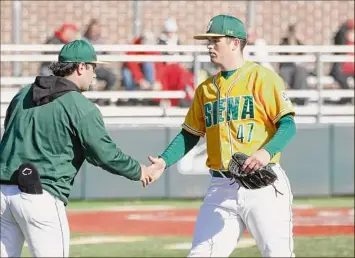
211, 170, 233, 178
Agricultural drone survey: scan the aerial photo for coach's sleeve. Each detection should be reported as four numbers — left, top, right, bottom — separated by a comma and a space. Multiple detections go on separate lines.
4, 98, 15, 130
182, 87, 206, 137
4, 86, 28, 130
76, 108, 141, 181
259, 72, 295, 124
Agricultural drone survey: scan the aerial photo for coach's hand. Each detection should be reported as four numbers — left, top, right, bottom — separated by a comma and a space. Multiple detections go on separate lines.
241, 149, 271, 173
140, 164, 155, 187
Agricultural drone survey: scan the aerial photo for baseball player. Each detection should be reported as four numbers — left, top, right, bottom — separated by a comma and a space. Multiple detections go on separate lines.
0, 40, 158, 257
148, 15, 297, 257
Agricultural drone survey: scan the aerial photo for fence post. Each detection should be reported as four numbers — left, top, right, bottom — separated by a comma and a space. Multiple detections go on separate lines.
246, 1, 256, 30
193, 52, 201, 89
316, 52, 323, 123
132, 0, 141, 38
160, 101, 170, 198
12, 0, 22, 77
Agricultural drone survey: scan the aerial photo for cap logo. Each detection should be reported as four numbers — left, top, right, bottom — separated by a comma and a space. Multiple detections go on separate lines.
207, 21, 213, 32
22, 168, 32, 176
227, 30, 234, 35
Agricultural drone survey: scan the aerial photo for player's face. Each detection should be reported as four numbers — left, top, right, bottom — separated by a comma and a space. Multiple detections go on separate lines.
206, 37, 234, 65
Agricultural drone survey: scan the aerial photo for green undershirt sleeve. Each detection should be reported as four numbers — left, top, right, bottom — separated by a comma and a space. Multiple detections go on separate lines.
263, 114, 296, 158
160, 129, 200, 168
159, 115, 295, 167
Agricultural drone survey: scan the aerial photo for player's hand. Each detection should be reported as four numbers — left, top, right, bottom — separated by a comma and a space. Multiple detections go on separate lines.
147, 156, 166, 182
241, 149, 271, 173
139, 164, 154, 187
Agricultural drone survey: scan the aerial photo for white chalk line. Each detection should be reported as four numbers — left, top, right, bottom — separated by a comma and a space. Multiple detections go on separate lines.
125, 209, 354, 225
24, 235, 256, 250
24, 236, 146, 247
67, 203, 316, 212
67, 205, 175, 212
165, 238, 256, 250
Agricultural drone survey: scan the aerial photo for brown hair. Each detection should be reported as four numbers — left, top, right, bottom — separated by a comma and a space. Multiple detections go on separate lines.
49, 62, 79, 77
239, 38, 247, 52
49, 62, 93, 77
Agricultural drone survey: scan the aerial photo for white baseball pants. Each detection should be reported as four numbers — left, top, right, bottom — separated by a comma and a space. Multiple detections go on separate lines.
188, 164, 295, 257
0, 185, 69, 257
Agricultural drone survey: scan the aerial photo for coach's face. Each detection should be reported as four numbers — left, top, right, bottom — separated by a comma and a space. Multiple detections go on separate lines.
206, 37, 234, 65
77, 63, 96, 91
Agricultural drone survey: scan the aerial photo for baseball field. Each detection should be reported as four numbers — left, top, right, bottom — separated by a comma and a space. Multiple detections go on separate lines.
22, 196, 354, 257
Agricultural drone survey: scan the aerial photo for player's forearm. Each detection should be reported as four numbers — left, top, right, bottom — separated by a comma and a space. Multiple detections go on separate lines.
160, 129, 200, 168
263, 114, 296, 158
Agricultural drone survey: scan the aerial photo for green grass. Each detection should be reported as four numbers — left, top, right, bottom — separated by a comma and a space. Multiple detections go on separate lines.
67, 196, 354, 210
21, 235, 354, 257
37, 196, 351, 257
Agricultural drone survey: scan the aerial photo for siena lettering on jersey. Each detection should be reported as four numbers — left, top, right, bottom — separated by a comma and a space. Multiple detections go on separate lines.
204, 95, 255, 128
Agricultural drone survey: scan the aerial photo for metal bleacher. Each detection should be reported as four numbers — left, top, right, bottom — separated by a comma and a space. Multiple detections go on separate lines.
1, 44, 354, 125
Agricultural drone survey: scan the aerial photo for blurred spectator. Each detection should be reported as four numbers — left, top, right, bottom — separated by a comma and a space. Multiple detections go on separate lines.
333, 19, 353, 45
278, 24, 309, 92
329, 19, 354, 90
247, 28, 274, 71
82, 19, 117, 92
159, 63, 195, 107
121, 31, 163, 92
156, 18, 195, 107
158, 17, 181, 55
39, 23, 78, 76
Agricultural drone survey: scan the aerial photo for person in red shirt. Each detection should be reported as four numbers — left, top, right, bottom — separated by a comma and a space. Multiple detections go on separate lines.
40, 23, 78, 76
159, 63, 194, 107
342, 20, 354, 77
156, 18, 195, 107
330, 19, 354, 90
121, 32, 163, 91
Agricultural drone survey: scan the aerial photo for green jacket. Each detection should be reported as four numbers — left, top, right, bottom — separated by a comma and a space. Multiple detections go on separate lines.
0, 76, 141, 205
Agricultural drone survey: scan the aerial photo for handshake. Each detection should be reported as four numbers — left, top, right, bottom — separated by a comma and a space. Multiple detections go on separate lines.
139, 156, 166, 187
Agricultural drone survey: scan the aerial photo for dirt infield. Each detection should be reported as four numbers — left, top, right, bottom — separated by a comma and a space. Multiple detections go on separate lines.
68, 207, 354, 237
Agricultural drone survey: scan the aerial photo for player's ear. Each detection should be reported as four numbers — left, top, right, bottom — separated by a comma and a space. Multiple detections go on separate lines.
232, 38, 239, 51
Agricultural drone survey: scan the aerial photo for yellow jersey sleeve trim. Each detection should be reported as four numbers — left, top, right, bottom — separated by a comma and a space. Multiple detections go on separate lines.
182, 123, 205, 137
272, 108, 295, 124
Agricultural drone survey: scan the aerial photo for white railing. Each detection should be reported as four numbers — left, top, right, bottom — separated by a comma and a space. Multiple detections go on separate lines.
1, 44, 353, 53
0, 75, 342, 88
0, 103, 353, 126
1, 88, 353, 104
1, 44, 353, 85
1, 44, 354, 125
1, 88, 354, 126
1, 45, 353, 63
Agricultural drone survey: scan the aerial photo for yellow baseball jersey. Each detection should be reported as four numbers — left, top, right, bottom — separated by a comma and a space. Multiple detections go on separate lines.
182, 61, 295, 171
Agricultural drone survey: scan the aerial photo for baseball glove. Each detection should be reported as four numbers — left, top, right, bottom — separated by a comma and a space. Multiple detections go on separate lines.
228, 152, 279, 190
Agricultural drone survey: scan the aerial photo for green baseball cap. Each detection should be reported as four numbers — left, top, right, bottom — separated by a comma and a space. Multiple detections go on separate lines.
58, 39, 107, 64
194, 14, 247, 40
